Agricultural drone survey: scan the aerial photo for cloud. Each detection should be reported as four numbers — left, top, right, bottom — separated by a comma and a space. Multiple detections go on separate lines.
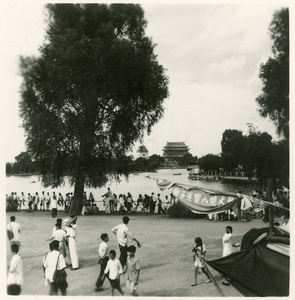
2, 2, 284, 162
208, 55, 247, 76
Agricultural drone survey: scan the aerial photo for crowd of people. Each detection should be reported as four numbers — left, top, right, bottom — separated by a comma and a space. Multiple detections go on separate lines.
6, 214, 142, 296
6, 186, 290, 225
6, 213, 268, 296
6, 192, 290, 297
207, 188, 290, 225
84, 188, 177, 215
6, 188, 178, 217
6, 191, 73, 214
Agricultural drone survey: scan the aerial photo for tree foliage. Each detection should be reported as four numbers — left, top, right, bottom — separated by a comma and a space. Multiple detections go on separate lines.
220, 127, 289, 187
19, 4, 169, 215
221, 129, 245, 171
129, 155, 164, 172
6, 152, 35, 175
198, 154, 222, 172
256, 8, 289, 139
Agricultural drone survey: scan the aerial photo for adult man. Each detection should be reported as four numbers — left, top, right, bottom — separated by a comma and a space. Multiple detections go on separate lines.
150, 193, 156, 213
7, 216, 21, 247
51, 192, 58, 218
46, 192, 51, 211
40, 191, 46, 210
111, 216, 141, 268
103, 187, 112, 214
34, 192, 40, 211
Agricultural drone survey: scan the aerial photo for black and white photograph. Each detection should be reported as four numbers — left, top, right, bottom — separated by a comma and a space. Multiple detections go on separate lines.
1, 0, 292, 297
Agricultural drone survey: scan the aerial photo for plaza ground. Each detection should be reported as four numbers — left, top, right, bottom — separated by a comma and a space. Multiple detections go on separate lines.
5, 210, 275, 297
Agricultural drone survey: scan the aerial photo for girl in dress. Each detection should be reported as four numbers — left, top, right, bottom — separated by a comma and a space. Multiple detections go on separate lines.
191, 237, 211, 286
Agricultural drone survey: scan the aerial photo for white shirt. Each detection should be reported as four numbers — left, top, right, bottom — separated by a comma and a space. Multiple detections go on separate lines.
65, 224, 77, 238
52, 229, 66, 242
51, 196, 57, 209
119, 196, 125, 206
7, 222, 20, 242
98, 241, 108, 259
104, 258, 123, 280
223, 233, 233, 257
7, 253, 23, 285
111, 223, 134, 246
43, 250, 66, 282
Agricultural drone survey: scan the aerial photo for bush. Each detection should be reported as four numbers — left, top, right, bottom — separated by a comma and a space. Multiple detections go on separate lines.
167, 202, 208, 219
167, 202, 190, 218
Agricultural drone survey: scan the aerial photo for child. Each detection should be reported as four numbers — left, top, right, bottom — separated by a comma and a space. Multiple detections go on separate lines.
223, 226, 233, 257
95, 233, 110, 292
125, 245, 140, 296
103, 250, 124, 296
222, 226, 239, 285
7, 244, 23, 295
191, 237, 211, 286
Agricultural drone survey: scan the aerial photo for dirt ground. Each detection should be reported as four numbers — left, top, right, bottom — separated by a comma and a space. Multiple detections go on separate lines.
5, 210, 273, 297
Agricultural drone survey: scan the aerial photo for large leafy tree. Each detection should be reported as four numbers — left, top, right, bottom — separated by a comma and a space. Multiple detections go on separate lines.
221, 129, 246, 171
243, 130, 274, 183
256, 8, 289, 139
198, 154, 222, 172
19, 4, 169, 215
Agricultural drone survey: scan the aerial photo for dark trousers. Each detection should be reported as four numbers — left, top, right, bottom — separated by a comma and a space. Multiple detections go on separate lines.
96, 257, 109, 287
7, 284, 21, 295
119, 244, 128, 268
49, 282, 67, 296
110, 278, 124, 295
158, 204, 164, 214
52, 208, 57, 218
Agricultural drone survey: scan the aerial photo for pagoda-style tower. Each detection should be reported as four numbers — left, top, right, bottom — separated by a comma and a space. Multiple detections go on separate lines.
162, 142, 189, 160
136, 145, 149, 159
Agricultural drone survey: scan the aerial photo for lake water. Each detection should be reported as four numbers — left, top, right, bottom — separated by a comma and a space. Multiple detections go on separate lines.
6, 168, 260, 211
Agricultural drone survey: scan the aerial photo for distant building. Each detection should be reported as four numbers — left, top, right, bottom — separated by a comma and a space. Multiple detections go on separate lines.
136, 145, 149, 159
162, 142, 190, 162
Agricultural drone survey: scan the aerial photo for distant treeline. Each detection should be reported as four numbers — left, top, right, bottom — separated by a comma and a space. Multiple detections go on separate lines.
6, 152, 36, 175
6, 151, 196, 176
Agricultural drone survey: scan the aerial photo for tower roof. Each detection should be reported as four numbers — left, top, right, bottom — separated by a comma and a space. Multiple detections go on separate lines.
137, 145, 148, 153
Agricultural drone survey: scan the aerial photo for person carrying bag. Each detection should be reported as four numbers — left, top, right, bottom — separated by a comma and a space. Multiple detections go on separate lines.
43, 240, 68, 296
53, 254, 68, 287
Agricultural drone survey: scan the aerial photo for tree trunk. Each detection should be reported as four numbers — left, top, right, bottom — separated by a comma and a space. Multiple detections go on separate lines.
69, 174, 85, 216
69, 139, 86, 216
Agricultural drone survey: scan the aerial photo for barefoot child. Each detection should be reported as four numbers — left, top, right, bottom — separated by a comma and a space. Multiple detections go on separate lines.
125, 245, 140, 296
191, 237, 211, 286
103, 250, 124, 296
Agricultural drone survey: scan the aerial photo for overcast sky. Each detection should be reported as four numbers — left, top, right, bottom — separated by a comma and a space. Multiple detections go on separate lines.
0, 0, 291, 163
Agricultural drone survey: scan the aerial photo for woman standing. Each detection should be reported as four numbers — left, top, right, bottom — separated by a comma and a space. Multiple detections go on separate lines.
64, 217, 79, 270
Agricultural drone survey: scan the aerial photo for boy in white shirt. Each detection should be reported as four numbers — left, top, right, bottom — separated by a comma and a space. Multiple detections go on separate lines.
103, 250, 124, 296
95, 233, 110, 291
7, 244, 23, 295
7, 216, 21, 247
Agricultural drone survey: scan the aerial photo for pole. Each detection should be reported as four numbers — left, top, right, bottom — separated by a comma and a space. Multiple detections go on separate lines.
267, 179, 274, 234
196, 251, 224, 296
